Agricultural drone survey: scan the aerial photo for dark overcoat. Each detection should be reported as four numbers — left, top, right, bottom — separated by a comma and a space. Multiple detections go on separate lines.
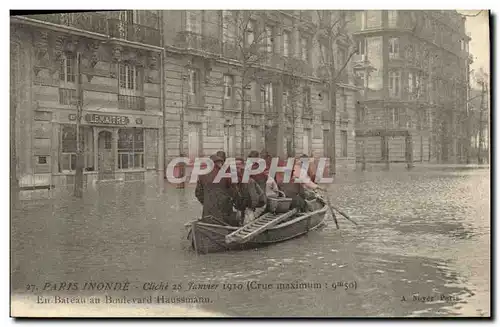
195, 169, 239, 226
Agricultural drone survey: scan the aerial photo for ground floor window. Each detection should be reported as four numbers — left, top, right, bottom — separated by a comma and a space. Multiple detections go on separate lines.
118, 128, 144, 169
60, 125, 94, 172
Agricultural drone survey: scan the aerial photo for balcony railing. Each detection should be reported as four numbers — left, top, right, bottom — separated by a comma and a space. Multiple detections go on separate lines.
352, 54, 368, 62
27, 13, 108, 35
25, 13, 160, 47
176, 31, 223, 55
108, 19, 160, 46
118, 94, 145, 111
340, 112, 349, 121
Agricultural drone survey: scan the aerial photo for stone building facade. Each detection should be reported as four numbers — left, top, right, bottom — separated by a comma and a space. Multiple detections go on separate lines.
10, 10, 362, 191
10, 11, 164, 189
161, 10, 359, 171
351, 10, 471, 164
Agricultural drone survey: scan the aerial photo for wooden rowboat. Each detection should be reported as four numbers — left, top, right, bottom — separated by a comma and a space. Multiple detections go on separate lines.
186, 200, 328, 254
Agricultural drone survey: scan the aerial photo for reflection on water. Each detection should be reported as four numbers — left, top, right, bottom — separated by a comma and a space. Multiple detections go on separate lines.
11, 170, 490, 317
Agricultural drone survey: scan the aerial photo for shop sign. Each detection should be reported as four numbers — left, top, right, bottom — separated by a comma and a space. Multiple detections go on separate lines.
85, 114, 130, 125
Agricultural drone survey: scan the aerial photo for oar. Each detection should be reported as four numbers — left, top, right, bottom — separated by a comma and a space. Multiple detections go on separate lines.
331, 204, 358, 226
318, 189, 358, 227
319, 189, 339, 229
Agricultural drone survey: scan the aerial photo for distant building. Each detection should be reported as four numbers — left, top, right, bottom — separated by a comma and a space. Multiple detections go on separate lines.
351, 10, 471, 164
11, 11, 164, 189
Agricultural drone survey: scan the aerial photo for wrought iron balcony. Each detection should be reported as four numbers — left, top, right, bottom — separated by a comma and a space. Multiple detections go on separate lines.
107, 19, 160, 46
283, 57, 313, 76
25, 13, 160, 47
175, 31, 222, 55
26, 13, 108, 35
118, 94, 145, 111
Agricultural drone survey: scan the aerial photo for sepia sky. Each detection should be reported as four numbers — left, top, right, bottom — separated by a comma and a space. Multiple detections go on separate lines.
458, 10, 490, 86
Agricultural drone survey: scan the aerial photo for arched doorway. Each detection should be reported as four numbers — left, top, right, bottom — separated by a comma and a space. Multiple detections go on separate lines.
98, 130, 114, 180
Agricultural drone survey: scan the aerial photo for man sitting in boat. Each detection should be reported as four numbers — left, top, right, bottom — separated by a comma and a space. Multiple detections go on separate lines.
278, 164, 308, 212
233, 157, 267, 225
294, 155, 329, 200
195, 154, 240, 227
247, 150, 268, 191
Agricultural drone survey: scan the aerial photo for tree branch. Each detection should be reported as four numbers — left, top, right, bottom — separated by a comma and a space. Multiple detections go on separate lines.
333, 49, 357, 82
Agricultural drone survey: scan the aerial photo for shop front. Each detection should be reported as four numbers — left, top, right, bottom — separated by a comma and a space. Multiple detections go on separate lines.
53, 111, 162, 188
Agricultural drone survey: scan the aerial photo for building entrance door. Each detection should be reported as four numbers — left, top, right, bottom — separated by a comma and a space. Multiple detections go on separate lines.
98, 130, 114, 180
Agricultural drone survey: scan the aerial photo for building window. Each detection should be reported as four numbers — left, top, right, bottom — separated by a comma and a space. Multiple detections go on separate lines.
303, 129, 311, 156
389, 37, 399, 59
406, 109, 413, 129
223, 75, 233, 99
60, 53, 76, 83
405, 44, 414, 61
356, 71, 366, 88
59, 88, 78, 106
300, 36, 309, 62
118, 128, 144, 169
186, 11, 201, 33
389, 71, 401, 97
424, 17, 430, 31
265, 25, 274, 54
340, 130, 348, 157
121, 10, 136, 24
408, 72, 414, 94
356, 103, 365, 123
119, 63, 140, 91
261, 83, 273, 112
414, 74, 421, 98
283, 31, 291, 57
38, 156, 48, 164
283, 89, 289, 114
302, 87, 311, 115
388, 10, 398, 28
222, 11, 236, 43
60, 125, 94, 172
390, 108, 399, 127
320, 42, 328, 63
357, 38, 366, 56
188, 68, 200, 96
246, 20, 255, 46
61, 125, 77, 171
360, 11, 366, 30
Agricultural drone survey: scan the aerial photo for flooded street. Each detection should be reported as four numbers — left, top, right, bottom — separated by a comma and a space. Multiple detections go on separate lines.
11, 168, 490, 317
